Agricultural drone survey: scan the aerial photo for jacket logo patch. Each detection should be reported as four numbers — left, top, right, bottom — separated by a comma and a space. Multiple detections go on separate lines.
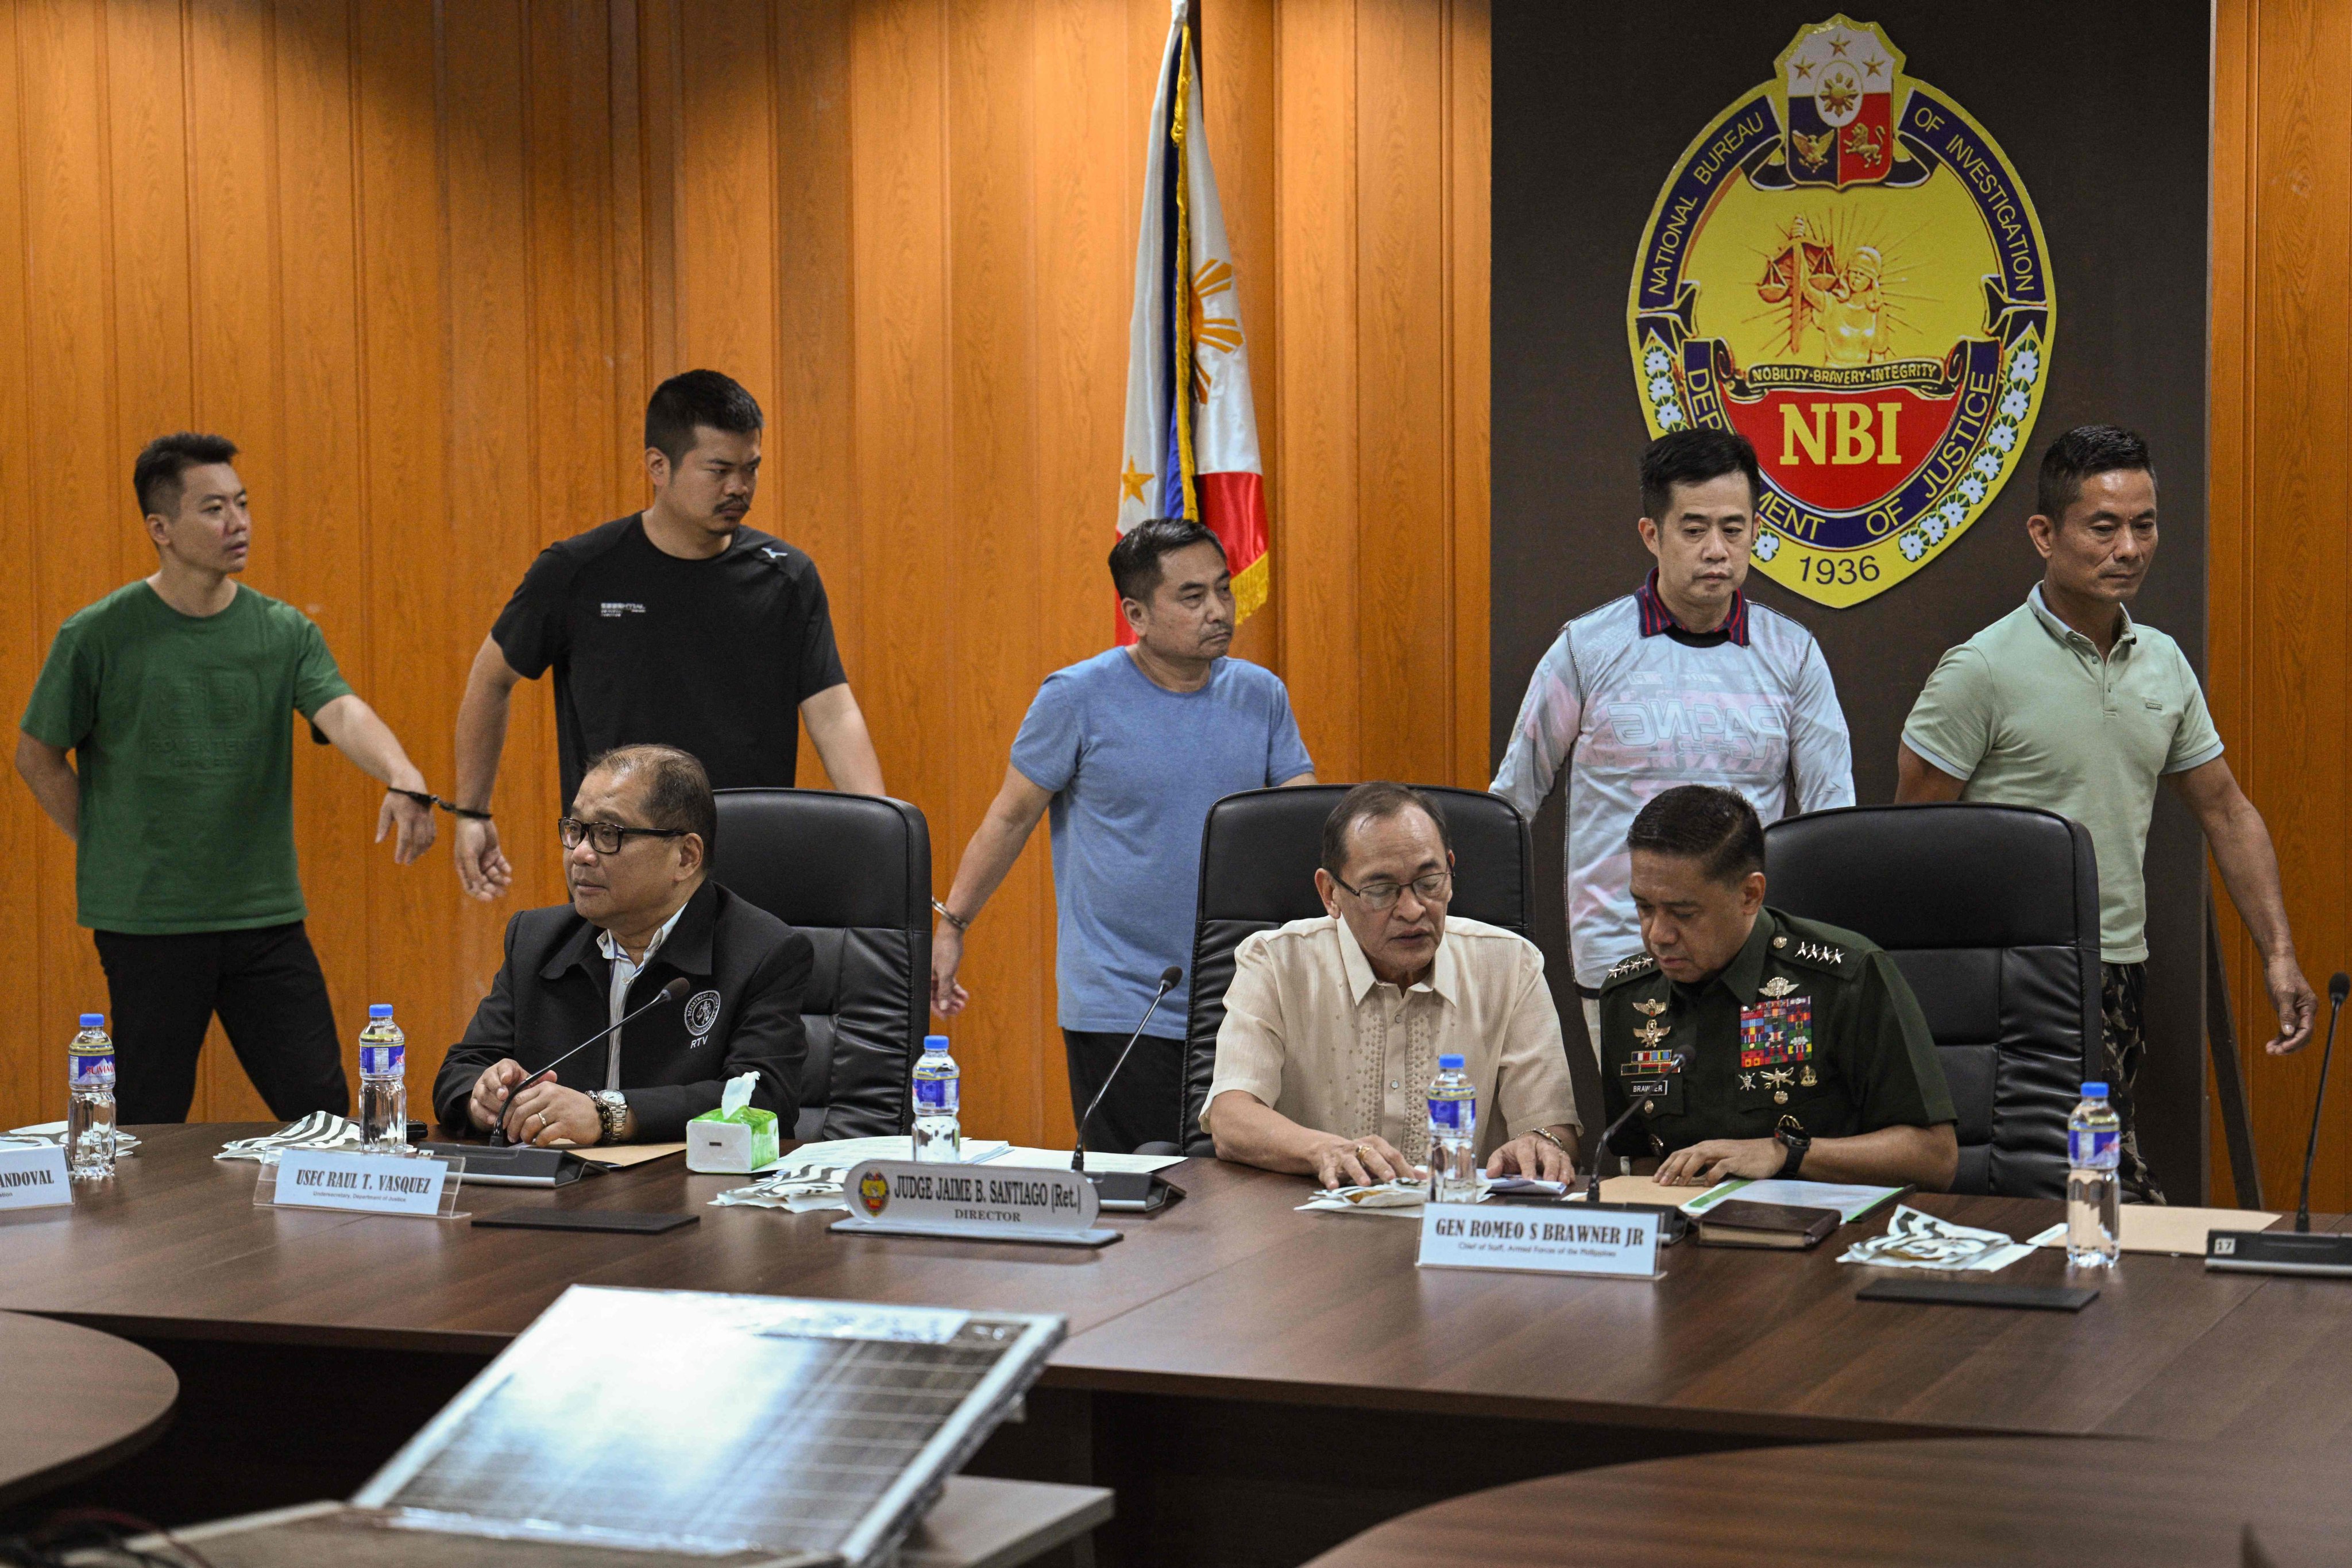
683, 990, 723, 1035
599, 601, 647, 617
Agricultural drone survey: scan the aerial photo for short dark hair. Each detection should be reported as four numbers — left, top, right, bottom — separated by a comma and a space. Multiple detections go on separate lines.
1320, 782, 1453, 880
1626, 785, 1764, 886
582, 744, 718, 864
644, 370, 763, 466
1109, 516, 1225, 604
2036, 424, 2153, 523
134, 432, 240, 519
1640, 429, 1761, 523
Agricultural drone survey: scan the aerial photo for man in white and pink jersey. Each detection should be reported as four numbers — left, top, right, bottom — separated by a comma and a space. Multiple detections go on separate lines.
1492, 430, 1855, 1059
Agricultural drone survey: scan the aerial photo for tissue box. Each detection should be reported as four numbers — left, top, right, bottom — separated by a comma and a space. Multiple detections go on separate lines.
686, 1104, 780, 1173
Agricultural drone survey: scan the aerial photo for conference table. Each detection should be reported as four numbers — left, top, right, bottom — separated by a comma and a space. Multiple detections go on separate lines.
0, 1311, 177, 1509
1300, 1435, 2352, 1566
2, 1126, 2347, 1566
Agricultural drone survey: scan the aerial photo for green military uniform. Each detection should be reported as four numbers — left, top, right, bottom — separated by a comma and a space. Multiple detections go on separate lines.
1596, 906, 1954, 1159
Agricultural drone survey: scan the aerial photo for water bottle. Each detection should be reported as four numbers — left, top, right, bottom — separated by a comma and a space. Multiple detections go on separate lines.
2067, 1080, 2121, 1268
357, 1004, 408, 1154
66, 1014, 117, 1180
1427, 1053, 1478, 1203
912, 1034, 961, 1163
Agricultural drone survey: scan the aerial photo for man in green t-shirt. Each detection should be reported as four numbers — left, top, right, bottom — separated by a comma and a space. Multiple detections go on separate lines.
14, 433, 439, 1123
1898, 425, 2315, 1201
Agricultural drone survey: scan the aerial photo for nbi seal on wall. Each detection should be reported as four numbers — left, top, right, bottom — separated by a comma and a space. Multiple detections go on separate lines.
1627, 14, 2054, 608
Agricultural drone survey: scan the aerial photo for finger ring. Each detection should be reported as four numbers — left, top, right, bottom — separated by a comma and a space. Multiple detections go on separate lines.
1354, 1144, 1375, 1160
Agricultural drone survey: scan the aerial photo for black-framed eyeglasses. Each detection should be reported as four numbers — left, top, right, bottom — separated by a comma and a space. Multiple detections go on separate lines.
1330, 870, 1453, 912
558, 817, 689, 855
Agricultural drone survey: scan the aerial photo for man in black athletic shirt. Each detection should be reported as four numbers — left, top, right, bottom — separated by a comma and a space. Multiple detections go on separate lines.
450, 370, 885, 899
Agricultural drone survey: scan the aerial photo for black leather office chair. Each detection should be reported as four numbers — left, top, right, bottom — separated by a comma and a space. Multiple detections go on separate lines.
711, 789, 931, 1140
1763, 803, 2101, 1198
1175, 785, 1534, 1156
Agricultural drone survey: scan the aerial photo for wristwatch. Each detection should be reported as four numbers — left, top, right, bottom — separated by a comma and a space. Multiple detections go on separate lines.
591, 1090, 630, 1145
1774, 1115, 1810, 1179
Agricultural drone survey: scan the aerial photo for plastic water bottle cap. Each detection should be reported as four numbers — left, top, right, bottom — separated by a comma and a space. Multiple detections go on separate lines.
369, 1003, 395, 1019
2081, 1081, 2108, 1098
924, 1034, 949, 1051
78, 1013, 105, 1028
1438, 1053, 1465, 1071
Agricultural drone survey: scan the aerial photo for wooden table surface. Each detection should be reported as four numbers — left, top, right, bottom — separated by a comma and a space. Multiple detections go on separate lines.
0, 1309, 179, 1507
1300, 1435, 2352, 1567
4, 1126, 2347, 1448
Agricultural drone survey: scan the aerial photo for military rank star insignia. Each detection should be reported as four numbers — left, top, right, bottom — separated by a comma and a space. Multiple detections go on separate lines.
1759, 976, 1798, 999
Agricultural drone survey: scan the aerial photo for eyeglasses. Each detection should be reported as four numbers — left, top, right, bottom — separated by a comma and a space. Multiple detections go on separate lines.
558, 817, 689, 855
1331, 870, 1453, 912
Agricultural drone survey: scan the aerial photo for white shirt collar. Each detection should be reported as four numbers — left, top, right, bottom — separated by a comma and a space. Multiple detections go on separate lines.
597, 901, 689, 968
1335, 914, 1457, 1006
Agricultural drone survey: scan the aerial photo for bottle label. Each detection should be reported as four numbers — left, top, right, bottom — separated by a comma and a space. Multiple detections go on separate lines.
1427, 1096, 1472, 1134
361, 1044, 405, 1077
68, 1051, 114, 1090
916, 1077, 959, 1114
2068, 1126, 2119, 1166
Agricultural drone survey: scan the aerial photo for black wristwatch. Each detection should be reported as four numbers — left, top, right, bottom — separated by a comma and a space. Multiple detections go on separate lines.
1774, 1115, 1810, 1179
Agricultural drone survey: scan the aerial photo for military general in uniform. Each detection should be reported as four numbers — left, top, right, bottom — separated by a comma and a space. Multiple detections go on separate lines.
1596, 785, 1957, 1190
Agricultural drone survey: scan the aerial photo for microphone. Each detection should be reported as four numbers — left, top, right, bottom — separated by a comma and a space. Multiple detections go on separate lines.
2208, 971, 2352, 1277
488, 976, 691, 1145
1582, 1097, 1651, 1202
1072, 966, 1183, 1175
2294, 972, 2350, 1234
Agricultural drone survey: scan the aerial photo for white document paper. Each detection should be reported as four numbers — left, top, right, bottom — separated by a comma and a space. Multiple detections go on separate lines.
0, 1145, 72, 1210
269, 1150, 455, 1218
996, 1146, 1183, 1174
1682, 1176, 1905, 1222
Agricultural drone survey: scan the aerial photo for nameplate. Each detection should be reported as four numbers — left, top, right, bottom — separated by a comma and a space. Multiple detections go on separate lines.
267, 1150, 459, 1218
1416, 1200, 1662, 1280
828, 1159, 1118, 1248
0, 1146, 72, 1210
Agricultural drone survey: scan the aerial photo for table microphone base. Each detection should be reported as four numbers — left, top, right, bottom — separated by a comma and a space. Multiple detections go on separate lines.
2205, 1228, 2352, 1277
1083, 1169, 1184, 1213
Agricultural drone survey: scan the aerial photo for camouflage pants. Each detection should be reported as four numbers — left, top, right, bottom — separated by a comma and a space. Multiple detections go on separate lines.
2100, 961, 2165, 1204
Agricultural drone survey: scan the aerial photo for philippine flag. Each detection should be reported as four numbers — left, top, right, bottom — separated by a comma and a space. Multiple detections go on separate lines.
1115, 0, 1269, 638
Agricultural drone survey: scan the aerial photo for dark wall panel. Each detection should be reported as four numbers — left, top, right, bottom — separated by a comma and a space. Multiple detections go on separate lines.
1492, 1, 2211, 1196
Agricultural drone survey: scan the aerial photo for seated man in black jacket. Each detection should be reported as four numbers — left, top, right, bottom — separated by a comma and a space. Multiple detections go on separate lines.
433, 743, 809, 1144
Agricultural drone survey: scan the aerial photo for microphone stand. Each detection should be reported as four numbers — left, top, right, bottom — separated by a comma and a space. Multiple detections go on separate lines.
1581, 1099, 1650, 1202
2295, 975, 2350, 1233
2207, 971, 2352, 1276
1072, 974, 1178, 1174
489, 979, 685, 1146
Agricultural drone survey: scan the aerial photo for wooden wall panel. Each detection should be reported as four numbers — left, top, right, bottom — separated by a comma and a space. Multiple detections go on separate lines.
1, 0, 1492, 1149
2211, 0, 2352, 1210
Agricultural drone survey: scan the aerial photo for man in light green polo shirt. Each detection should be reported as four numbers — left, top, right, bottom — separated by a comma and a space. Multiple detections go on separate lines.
1897, 425, 2314, 1200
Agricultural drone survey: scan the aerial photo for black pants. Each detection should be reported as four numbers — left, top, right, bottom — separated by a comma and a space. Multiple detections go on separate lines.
1063, 1029, 1184, 1153
92, 922, 350, 1124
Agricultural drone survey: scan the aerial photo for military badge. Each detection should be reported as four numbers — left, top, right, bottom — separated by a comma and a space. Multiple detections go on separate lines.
1740, 997, 1815, 1069
858, 1168, 890, 1218
1620, 1049, 1683, 1078
1627, 14, 2053, 607
1760, 976, 1798, 999
1633, 998, 1669, 1017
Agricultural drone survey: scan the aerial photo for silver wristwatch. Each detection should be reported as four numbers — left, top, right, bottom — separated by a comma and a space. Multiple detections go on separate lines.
591, 1090, 629, 1145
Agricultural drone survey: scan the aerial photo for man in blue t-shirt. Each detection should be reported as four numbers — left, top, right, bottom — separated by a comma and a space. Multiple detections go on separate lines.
932, 518, 1315, 1150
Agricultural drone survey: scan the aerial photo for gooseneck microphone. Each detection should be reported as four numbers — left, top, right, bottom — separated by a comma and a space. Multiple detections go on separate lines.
1072, 965, 1183, 1173
2208, 970, 2352, 1276
2293, 972, 2350, 1234
489, 975, 691, 1145
1582, 1098, 1651, 1202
